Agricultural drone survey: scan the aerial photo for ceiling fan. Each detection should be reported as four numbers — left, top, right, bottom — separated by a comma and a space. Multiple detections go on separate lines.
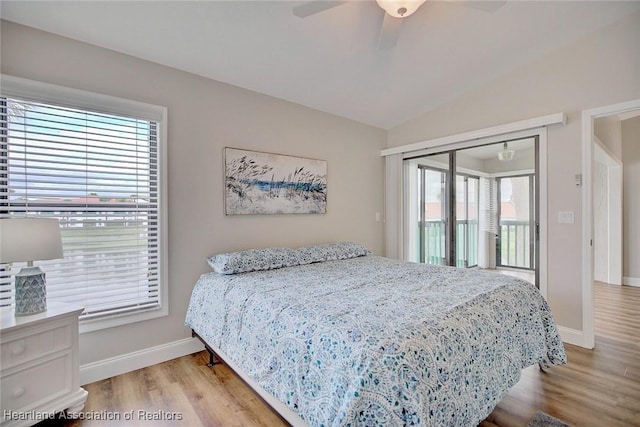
292, 0, 506, 50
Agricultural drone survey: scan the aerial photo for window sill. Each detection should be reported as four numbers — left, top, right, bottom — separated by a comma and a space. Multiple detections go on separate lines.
79, 305, 168, 334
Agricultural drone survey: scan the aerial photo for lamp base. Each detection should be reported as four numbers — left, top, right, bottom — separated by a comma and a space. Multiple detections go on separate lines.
15, 266, 47, 316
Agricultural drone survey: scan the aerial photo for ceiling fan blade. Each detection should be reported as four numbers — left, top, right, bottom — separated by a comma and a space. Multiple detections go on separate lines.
459, 0, 506, 13
377, 13, 403, 50
292, 1, 347, 18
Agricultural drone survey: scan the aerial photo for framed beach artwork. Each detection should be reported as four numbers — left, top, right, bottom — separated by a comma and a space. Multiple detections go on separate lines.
224, 147, 327, 215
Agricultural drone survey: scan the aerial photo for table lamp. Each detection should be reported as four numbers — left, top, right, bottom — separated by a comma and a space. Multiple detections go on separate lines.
0, 218, 63, 316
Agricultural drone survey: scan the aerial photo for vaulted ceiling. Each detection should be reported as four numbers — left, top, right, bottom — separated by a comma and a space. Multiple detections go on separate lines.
2, 1, 639, 129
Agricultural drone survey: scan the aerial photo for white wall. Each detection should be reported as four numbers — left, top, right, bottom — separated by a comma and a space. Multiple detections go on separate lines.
0, 21, 386, 368
594, 116, 623, 160
387, 11, 640, 331
622, 116, 640, 283
456, 151, 484, 172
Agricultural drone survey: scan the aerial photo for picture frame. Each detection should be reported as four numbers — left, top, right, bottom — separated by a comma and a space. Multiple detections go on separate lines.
224, 147, 327, 215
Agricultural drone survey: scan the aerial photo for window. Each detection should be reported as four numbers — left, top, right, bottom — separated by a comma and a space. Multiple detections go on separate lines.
0, 76, 167, 331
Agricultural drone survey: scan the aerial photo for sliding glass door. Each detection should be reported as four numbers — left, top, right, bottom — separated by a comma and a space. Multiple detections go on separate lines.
415, 153, 450, 265
496, 174, 535, 270
405, 136, 538, 288
410, 153, 479, 268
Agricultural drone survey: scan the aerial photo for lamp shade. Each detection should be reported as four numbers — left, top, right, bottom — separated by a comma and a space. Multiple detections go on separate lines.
376, 0, 426, 18
0, 218, 63, 264
498, 143, 515, 162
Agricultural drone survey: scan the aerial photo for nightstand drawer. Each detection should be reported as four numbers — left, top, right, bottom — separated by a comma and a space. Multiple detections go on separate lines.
1, 303, 87, 426
1, 353, 72, 414
0, 324, 71, 370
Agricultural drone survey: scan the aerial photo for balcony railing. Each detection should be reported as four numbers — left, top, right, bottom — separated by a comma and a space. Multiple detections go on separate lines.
421, 220, 446, 266
419, 220, 478, 268
498, 220, 532, 269
420, 219, 531, 270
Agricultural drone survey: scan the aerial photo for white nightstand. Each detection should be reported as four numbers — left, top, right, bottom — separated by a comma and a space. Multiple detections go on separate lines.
1, 302, 88, 426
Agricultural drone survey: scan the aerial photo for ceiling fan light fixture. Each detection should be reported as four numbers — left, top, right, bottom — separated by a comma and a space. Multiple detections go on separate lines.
376, 0, 426, 18
498, 142, 515, 162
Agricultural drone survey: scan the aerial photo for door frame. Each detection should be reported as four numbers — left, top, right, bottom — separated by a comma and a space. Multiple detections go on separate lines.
415, 163, 481, 268
416, 164, 449, 265
457, 173, 480, 268
581, 98, 640, 349
495, 171, 537, 272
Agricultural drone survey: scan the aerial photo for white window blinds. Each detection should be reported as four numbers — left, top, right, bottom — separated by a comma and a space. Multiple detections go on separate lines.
479, 176, 498, 235
0, 96, 162, 320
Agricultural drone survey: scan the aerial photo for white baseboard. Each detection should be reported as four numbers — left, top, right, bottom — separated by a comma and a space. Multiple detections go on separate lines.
80, 337, 205, 385
623, 276, 640, 287
557, 326, 590, 348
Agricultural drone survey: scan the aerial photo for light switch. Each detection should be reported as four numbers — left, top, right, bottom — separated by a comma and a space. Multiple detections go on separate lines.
558, 211, 575, 224
575, 174, 582, 187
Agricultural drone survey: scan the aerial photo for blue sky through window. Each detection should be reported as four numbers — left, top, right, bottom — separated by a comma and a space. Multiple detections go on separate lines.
6, 99, 154, 203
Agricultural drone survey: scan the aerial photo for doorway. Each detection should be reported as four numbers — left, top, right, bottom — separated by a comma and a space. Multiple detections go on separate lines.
582, 98, 640, 349
405, 136, 539, 287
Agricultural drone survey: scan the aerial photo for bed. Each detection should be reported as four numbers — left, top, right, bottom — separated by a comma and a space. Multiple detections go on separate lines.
185, 242, 566, 426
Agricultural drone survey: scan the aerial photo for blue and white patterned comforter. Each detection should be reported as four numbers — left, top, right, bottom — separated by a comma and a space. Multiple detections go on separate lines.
185, 255, 566, 426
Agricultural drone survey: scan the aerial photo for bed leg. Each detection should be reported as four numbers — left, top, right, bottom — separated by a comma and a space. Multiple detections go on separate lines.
207, 350, 217, 367
191, 329, 219, 367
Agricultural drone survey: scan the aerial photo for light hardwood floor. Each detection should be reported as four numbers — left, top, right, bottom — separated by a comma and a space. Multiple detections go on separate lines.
42, 282, 639, 427
483, 281, 640, 427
